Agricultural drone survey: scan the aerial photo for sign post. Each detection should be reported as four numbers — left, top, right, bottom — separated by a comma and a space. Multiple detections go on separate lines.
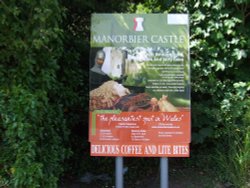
115, 157, 124, 188
160, 157, 169, 188
89, 13, 190, 187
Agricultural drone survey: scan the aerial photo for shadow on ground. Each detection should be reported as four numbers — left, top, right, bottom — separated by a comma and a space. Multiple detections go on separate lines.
60, 165, 223, 188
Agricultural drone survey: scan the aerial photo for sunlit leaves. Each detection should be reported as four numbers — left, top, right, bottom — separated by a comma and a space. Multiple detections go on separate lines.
233, 49, 247, 60
163, 0, 250, 145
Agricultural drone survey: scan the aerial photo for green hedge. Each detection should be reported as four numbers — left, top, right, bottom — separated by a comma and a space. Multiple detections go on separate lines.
0, 1, 69, 187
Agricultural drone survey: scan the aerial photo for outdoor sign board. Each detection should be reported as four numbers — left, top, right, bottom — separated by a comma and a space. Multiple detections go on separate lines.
89, 13, 190, 157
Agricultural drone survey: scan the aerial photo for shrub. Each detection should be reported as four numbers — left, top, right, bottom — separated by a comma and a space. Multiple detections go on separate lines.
0, 1, 69, 187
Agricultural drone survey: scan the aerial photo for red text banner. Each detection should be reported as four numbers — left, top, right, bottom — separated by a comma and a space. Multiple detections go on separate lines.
90, 142, 190, 157
89, 111, 190, 144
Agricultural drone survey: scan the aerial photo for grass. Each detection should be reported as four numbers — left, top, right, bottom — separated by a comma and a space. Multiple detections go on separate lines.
214, 127, 250, 188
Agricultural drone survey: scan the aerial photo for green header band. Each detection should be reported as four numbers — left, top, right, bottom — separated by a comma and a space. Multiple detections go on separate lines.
91, 14, 189, 48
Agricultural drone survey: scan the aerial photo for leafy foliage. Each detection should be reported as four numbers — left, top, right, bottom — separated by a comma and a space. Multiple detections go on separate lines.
0, 0, 69, 187
167, 0, 250, 145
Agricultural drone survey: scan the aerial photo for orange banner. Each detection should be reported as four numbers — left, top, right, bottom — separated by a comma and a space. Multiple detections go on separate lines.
90, 142, 190, 157
89, 111, 190, 144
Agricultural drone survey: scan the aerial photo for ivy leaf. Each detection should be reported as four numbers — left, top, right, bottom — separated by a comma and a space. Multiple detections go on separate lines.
233, 49, 247, 60
211, 60, 225, 71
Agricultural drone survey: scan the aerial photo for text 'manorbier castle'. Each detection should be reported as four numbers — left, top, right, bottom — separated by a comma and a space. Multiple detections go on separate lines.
92, 34, 185, 44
